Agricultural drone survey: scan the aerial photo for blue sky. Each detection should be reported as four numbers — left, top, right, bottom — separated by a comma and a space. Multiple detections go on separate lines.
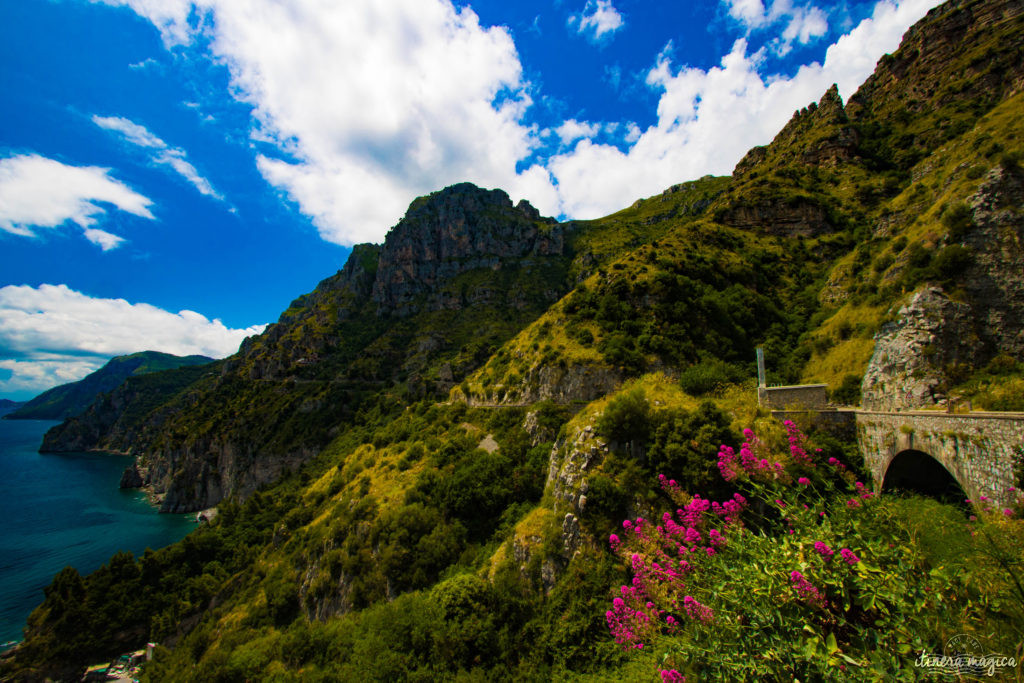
0, 0, 942, 400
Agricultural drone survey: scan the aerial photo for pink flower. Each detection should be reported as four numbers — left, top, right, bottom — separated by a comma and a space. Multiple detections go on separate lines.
790, 570, 825, 608
682, 595, 713, 623
609, 533, 620, 551
660, 670, 685, 683
1004, 509, 1014, 517
839, 548, 860, 565
798, 477, 811, 486
814, 542, 834, 561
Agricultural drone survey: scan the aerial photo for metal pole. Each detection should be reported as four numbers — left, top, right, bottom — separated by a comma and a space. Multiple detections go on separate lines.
756, 347, 766, 388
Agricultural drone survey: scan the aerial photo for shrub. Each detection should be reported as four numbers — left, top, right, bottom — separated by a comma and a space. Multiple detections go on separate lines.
597, 389, 651, 457
830, 374, 862, 406
678, 360, 744, 396
604, 421, 1024, 681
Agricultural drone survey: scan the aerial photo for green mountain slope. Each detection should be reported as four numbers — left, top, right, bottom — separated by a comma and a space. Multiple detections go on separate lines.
4, 0, 1024, 680
39, 362, 222, 454
0, 399, 25, 417
4, 351, 214, 421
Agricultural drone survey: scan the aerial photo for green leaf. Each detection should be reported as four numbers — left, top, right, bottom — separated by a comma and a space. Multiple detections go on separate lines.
826, 632, 838, 654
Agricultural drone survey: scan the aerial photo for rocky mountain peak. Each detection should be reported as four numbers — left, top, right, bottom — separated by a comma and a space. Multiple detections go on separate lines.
371, 182, 565, 315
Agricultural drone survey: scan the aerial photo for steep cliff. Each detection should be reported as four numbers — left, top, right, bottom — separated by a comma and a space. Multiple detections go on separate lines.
96, 184, 573, 512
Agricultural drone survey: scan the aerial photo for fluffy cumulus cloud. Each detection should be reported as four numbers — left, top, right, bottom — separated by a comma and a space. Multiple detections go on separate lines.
103, 0, 554, 244
104, 0, 940, 239
0, 283, 265, 396
554, 119, 603, 146
92, 115, 222, 199
545, 0, 944, 218
0, 153, 153, 250
568, 0, 625, 42
721, 0, 831, 54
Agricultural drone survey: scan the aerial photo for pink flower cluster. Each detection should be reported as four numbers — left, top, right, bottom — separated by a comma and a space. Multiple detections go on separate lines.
682, 595, 714, 623
659, 473, 682, 495
846, 481, 875, 508
784, 420, 813, 465
660, 669, 685, 683
606, 592, 649, 649
790, 570, 826, 608
606, 492, 746, 649
814, 541, 834, 561
717, 429, 784, 482
839, 548, 860, 566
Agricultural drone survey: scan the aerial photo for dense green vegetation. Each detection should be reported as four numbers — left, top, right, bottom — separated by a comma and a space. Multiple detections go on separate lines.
611, 422, 1024, 680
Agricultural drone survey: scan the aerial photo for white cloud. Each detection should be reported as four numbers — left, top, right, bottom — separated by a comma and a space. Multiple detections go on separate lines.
104, 0, 941, 241
0, 153, 153, 248
724, 0, 768, 27
0, 283, 266, 396
83, 228, 126, 251
101, 0, 546, 245
92, 115, 223, 200
543, 0, 944, 218
723, 0, 830, 54
780, 6, 829, 50
555, 119, 602, 145
569, 0, 625, 42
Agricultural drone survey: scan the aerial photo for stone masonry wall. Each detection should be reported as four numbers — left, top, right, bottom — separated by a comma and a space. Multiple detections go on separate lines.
857, 411, 1024, 509
760, 384, 828, 410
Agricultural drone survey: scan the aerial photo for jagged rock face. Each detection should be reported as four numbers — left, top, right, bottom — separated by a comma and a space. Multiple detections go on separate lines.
141, 440, 317, 513
547, 422, 608, 516
79, 183, 567, 513
861, 287, 981, 410
235, 242, 381, 381
719, 198, 834, 237
470, 363, 621, 407
371, 183, 563, 316
732, 84, 857, 179
963, 162, 1024, 357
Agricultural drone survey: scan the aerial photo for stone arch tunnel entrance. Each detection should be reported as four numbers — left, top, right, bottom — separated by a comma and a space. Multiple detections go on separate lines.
882, 449, 968, 505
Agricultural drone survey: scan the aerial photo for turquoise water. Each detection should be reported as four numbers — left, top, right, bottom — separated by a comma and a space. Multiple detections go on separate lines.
0, 419, 197, 643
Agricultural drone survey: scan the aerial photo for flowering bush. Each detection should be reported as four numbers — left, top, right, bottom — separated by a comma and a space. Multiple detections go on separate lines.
605, 420, 1024, 680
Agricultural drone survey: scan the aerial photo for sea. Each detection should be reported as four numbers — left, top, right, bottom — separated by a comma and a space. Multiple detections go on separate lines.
0, 419, 196, 644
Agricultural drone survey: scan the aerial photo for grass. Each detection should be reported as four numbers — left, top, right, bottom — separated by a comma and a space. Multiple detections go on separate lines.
801, 303, 884, 390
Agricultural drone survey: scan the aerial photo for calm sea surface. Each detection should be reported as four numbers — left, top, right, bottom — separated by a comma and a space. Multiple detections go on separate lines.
0, 419, 196, 643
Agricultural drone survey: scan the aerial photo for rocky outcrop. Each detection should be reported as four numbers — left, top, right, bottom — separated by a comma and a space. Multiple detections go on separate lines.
470, 363, 620, 407
861, 287, 980, 410
64, 183, 571, 513
846, 0, 1024, 164
722, 86, 851, 236
371, 183, 563, 316
963, 162, 1024, 357
139, 440, 317, 513
119, 462, 146, 488
718, 197, 835, 237
546, 421, 609, 516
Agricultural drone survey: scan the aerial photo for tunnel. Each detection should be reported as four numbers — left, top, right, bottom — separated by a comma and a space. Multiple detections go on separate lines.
881, 449, 968, 505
